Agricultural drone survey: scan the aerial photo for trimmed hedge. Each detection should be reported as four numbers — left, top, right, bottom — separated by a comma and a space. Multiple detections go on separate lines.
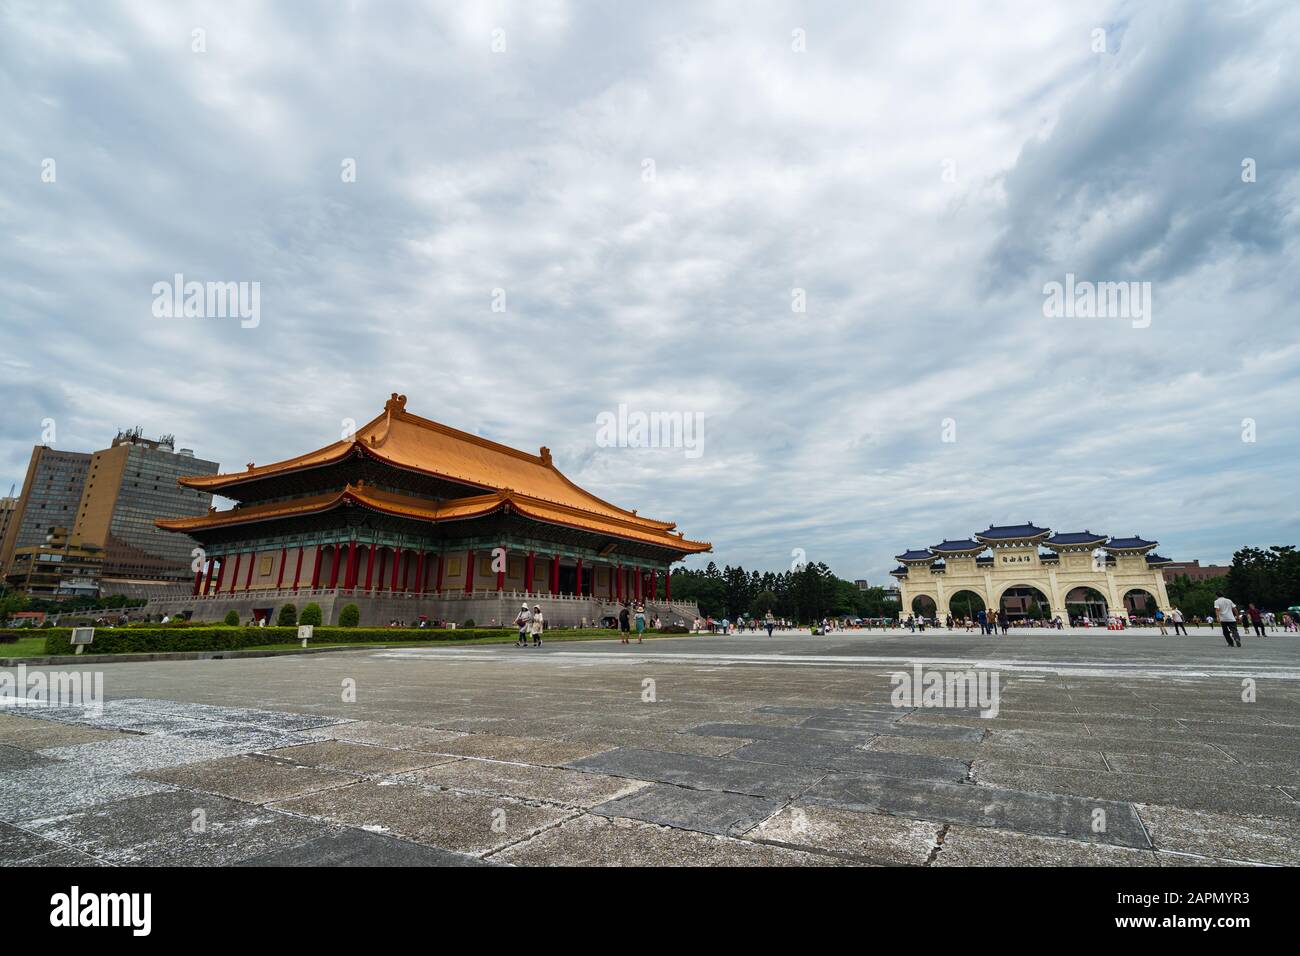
25, 626, 537, 656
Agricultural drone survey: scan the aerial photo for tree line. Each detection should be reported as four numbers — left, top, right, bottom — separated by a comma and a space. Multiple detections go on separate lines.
1167, 545, 1300, 619
668, 562, 893, 622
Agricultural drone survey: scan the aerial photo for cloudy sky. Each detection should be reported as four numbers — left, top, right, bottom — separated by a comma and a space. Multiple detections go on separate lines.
2, 0, 1297, 584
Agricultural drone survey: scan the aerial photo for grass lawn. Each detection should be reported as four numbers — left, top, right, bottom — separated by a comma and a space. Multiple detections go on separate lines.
0, 636, 55, 658
238, 628, 674, 652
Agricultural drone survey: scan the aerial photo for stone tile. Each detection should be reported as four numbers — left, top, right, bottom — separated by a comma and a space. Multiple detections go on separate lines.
974, 763, 1300, 819
750, 804, 939, 864
10, 847, 102, 866
591, 784, 783, 836
992, 729, 1229, 759
491, 813, 852, 866
0, 743, 57, 771
0, 763, 174, 823
934, 826, 1160, 866
731, 737, 969, 782
260, 740, 458, 775
25, 790, 329, 866
803, 773, 1150, 849
570, 748, 825, 799
41, 736, 232, 774
426, 734, 616, 766
0, 712, 124, 750
139, 754, 358, 804
236, 828, 492, 866
275, 780, 575, 855
0, 821, 69, 864
1138, 804, 1300, 866
563, 729, 749, 757
299, 720, 468, 752
1102, 752, 1298, 785
406, 759, 647, 808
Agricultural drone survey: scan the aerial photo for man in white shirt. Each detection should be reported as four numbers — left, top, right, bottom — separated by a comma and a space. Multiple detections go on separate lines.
1213, 595, 1240, 647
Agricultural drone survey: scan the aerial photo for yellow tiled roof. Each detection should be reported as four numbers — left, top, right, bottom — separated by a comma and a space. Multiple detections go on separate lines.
158, 480, 712, 553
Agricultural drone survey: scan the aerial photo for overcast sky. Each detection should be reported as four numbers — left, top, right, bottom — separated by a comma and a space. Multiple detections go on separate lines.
2, 0, 1297, 584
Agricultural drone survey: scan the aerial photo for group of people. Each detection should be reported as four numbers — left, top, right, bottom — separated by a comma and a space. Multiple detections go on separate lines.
617, 602, 649, 643
512, 603, 545, 646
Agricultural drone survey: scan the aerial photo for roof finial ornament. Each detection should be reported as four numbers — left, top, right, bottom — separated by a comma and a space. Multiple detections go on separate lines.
539, 446, 552, 465
385, 393, 407, 413
246, 462, 255, 471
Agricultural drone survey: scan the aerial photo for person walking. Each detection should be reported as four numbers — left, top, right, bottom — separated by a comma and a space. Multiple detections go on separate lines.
1170, 606, 1188, 635
619, 604, 631, 644
513, 603, 531, 647
634, 604, 647, 643
1155, 608, 1167, 636
529, 605, 544, 646
976, 608, 988, 635
1246, 603, 1265, 638
997, 608, 1009, 636
1213, 593, 1241, 647
764, 610, 775, 637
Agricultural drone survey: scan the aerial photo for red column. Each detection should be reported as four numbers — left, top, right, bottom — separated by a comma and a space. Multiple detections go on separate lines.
549, 556, 558, 595
310, 547, 323, 589
464, 550, 475, 593
292, 547, 304, 592
229, 553, 242, 593
203, 556, 217, 596
435, 554, 444, 592
364, 544, 376, 590
414, 551, 425, 593
524, 552, 535, 593
616, 563, 623, 601
576, 558, 583, 597
192, 569, 202, 595
665, 568, 672, 602
391, 549, 402, 591
608, 564, 615, 599
649, 570, 657, 601
327, 546, 341, 588
244, 552, 255, 590
348, 542, 361, 589
276, 547, 287, 589
213, 557, 226, 593
496, 547, 506, 591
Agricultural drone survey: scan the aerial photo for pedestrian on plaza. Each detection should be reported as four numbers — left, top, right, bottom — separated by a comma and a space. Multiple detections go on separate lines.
619, 604, 631, 643
997, 609, 1009, 636
635, 604, 647, 643
513, 603, 531, 647
1247, 603, 1265, 638
1155, 608, 1167, 636
1213, 593, 1241, 647
906, 614, 915, 633
530, 605, 544, 646
765, 610, 775, 637
976, 608, 988, 635
945, 614, 953, 630
1170, 606, 1188, 636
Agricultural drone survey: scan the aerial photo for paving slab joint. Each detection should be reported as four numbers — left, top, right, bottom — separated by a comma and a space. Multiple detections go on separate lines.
925, 823, 950, 866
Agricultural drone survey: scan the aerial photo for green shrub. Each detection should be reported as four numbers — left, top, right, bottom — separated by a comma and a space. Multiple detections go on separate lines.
223, 610, 240, 626
28, 626, 518, 656
338, 603, 360, 627
463, 618, 475, 628
276, 604, 297, 627
299, 604, 322, 627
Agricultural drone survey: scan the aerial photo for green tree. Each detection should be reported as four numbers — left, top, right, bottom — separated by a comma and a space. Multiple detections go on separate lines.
299, 603, 322, 626
338, 603, 360, 627
223, 609, 240, 625
276, 604, 297, 627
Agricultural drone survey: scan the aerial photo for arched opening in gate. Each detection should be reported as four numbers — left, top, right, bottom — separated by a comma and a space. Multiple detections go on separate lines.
998, 585, 1052, 623
947, 589, 986, 622
1065, 586, 1108, 625
910, 594, 937, 620
1124, 588, 1159, 622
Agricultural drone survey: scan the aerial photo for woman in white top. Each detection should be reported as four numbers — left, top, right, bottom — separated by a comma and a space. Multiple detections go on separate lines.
529, 605, 544, 646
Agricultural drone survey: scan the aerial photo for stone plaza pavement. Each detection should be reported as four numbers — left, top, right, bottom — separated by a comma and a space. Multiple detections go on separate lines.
1, 628, 1297, 866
